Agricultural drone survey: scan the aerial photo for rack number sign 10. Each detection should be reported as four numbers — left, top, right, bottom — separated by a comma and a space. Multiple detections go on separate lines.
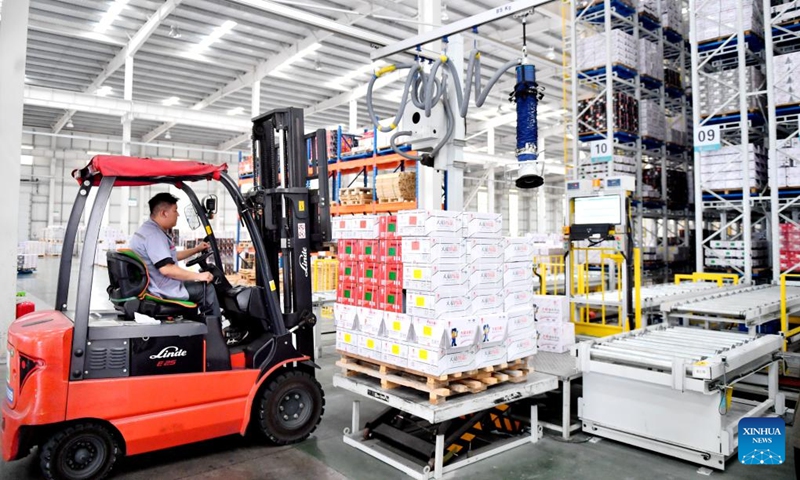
694, 125, 721, 152
589, 139, 613, 163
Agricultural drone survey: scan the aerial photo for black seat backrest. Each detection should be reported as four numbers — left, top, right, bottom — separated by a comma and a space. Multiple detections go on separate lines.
107, 250, 148, 303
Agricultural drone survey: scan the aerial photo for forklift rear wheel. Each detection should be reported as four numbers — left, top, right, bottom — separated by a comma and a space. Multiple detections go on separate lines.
40, 423, 121, 480
257, 370, 325, 445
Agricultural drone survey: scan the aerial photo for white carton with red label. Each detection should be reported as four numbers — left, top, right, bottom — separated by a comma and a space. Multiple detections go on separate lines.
536, 321, 575, 353
358, 308, 385, 337
507, 307, 536, 336
350, 215, 381, 239
476, 344, 507, 368
506, 332, 537, 361
532, 295, 569, 322
469, 291, 504, 315
397, 210, 462, 237
381, 340, 410, 368
401, 237, 465, 264
383, 312, 413, 342
336, 329, 360, 355
465, 264, 504, 293
464, 239, 504, 265
358, 334, 383, 360
407, 345, 477, 376
461, 212, 503, 238
334, 303, 359, 331
410, 316, 479, 352
407, 291, 471, 319
504, 286, 536, 312
503, 262, 535, 289
504, 237, 536, 263
403, 264, 466, 293
476, 312, 507, 347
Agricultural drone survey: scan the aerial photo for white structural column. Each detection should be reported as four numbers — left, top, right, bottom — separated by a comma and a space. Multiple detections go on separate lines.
0, 0, 30, 354
537, 138, 546, 232
47, 136, 58, 227
443, 36, 466, 211
349, 99, 358, 132
120, 56, 134, 234
416, 0, 444, 211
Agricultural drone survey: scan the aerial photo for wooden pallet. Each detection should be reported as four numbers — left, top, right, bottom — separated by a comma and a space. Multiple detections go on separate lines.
339, 187, 373, 197
708, 187, 762, 195
336, 352, 532, 404
340, 195, 374, 206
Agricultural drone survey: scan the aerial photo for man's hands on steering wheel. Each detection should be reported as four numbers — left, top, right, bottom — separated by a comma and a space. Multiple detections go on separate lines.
186, 249, 213, 268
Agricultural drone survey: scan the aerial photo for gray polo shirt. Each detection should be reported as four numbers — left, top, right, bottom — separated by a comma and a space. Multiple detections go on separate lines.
129, 219, 189, 300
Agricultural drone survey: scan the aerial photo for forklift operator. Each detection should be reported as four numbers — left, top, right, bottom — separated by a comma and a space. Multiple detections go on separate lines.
129, 192, 220, 318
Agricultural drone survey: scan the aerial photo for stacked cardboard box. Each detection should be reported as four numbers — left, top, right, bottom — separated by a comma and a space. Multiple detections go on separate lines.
578, 154, 636, 181
697, 66, 764, 117
777, 146, 800, 188
639, 99, 666, 140
704, 239, 768, 269
780, 223, 800, 271
335, 210, 538, 377
16, 253, 37, 272
696, 0, 763, 43
578, 92, 639, 135
638, 38, 664, 82
660, 0, 684, 35
533, 295, 575, 353
577, 29, 638, 72
773, 52, 800, 106
699, 145, 768, 191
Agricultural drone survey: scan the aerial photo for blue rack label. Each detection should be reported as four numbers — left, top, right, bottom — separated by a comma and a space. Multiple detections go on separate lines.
738, 417, 785, 465
694, 125, 721, 152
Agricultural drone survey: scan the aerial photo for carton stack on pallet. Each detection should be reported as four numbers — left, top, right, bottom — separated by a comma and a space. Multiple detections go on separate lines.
699, 145, 768, 191
704, 239, 768, 269
696, 66, 764, 118
334, 210, 538, 389
696, 0, 763, 43
533, 295, 574, 354
576, 29, 638, 72
777, 145, 800, 188
578, 92, 639, 136
780, 223, 800, 271
578, 154, 636, 181
772, 51, 800, 107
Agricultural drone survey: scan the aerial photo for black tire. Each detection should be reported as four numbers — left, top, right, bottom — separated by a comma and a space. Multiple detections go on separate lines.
257, 370, 325, 445
40, 423, 121, 480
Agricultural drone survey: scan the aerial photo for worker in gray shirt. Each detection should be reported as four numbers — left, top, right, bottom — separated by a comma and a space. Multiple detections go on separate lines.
130, 192, 218, 317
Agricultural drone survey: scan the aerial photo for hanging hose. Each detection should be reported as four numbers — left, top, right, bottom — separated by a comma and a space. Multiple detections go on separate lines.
364, 49, 522, 164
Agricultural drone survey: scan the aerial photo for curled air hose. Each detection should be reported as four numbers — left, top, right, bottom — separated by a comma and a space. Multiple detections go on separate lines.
365, 50, 522, 165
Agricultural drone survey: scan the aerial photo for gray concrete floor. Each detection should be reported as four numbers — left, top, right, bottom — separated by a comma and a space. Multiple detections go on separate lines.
1, 257, 795, 479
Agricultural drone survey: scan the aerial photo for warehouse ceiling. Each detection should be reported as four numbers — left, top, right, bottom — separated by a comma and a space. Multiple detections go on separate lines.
18, 0, 568, 166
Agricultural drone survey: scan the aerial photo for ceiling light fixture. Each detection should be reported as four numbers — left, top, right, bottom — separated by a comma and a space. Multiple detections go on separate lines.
165, 131, 172, 140
546, 46, 556, 60
162, 96, 180, 106
96, 85, 113, 97
315, 59, 323, 71
95, 0, 129, 33
168, 24, 182, 39
190, 20, 237, 54
441, 2, 449, 22
66, 120, 74, 129
269, 43, 322, 78
324, 60, 387, 91
227, 107, 244, 116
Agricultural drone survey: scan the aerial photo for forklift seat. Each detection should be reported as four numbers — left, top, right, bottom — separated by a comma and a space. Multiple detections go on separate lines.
106, 249, 198, 321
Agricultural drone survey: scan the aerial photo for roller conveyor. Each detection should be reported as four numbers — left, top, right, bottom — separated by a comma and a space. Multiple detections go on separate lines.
571, 282, 727, 308
659, 284, 800, 327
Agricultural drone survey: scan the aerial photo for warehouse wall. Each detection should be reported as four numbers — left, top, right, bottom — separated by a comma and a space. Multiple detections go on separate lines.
18, 130, 242, 244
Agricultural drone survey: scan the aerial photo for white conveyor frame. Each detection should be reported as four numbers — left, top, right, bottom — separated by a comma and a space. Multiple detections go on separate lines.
578, 325, 785, 470
572, 282, 730, 309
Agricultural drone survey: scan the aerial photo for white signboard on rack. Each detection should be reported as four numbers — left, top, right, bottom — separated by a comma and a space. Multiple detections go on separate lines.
589, 138, 613, 162
694, 125, 721, 152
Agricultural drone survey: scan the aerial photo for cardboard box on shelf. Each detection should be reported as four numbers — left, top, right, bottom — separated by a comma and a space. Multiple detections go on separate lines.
476, 344, 507, 369
379, 286, 404, 313
350, 215, 381, 239
358, 335, 383, 361
465, 264, 504, 293
358, 308, 385, 337
379, 215, 398, 238
401, 237, 465, 264
507, 307, 536, 336
380, 238, 402, 263
338, 239, 359, 261
537, 321, 575, 353
358, 261, 382, 285
357, 239, 381, 262
407, 345, 477, 377
410, 316, 479, 352
336, 329, 360, 355
403, 264, 466, 292
384, 312, 413, 342
504, 286, 536, 313
532, 295, 569, 323
461, 212, 503, 238
407, 291, 471, 318
381, 340, 410, 368
470, 291, 504, 315
476, 312, 508, 347
397, 210, 462, 237
333, 303, 358, 331
503, 262, 535, 289
358, 283, 380, 309
336, 281, 359, 306
338, 260, 359, 282
465, 239, 504, 265
504, 237, 536, 263
506, 332, 537, 362
381, 262, 403, 289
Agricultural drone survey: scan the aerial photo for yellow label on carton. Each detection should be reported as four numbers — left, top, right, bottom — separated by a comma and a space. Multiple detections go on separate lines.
392, 345, 400, 355
344, 333, 352, 343
366, 339, 375, 349
393, 321, 401, 331
423, 325, 432, 337
413, 269, 423, 279
416, 296, 425, 307
419, 349, 428, 360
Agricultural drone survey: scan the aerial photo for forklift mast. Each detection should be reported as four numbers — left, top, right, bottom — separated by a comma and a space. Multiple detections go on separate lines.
249, 108, 330, 356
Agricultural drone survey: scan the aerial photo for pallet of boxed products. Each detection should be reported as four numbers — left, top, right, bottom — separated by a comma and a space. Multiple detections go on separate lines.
578, 154, 636, 181
335, 210, 537, 404
696, 0, 763, 44
777, 145, 800, 188
697, 66, 764, 118
375, 171, 416, 203
780, 223, 800, 271
772, 52, 800, 107
576, 29, 638, 73
704, 240, 769, 269
17, 252, 37, 273
699, 144, 768, 191
578, 92, 639, 136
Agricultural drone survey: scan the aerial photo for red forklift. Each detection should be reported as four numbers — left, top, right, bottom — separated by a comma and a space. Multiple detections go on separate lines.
2, 108, 331, 480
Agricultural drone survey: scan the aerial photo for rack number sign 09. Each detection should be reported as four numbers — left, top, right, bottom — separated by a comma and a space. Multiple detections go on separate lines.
694, 125, 721, 152
589, 139, 613, 163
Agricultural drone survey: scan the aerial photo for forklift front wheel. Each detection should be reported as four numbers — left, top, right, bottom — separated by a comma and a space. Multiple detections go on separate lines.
257, 370, 325, 445
40, 422, 121, 480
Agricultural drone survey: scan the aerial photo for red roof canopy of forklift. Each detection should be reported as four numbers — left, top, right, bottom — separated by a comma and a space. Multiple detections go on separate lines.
73, 155, 229, 186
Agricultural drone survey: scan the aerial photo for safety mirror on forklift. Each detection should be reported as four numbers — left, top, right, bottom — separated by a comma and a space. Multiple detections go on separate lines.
184, 205, 201, 230
203, 194, 218, 219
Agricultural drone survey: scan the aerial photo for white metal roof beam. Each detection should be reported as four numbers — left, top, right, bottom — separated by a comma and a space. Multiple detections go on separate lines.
51, 0, 183, 134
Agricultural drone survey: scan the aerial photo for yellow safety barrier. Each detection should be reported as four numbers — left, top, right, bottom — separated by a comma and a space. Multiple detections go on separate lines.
674, 272, 739, 286
634, 248, 642, 331
780, 273, 800, 352
311, 258, 338, 292
535, 254, 566, 295
569, 246, 633, 337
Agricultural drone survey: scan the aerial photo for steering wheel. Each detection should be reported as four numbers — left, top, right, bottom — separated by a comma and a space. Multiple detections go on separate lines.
186, 250, 213, 268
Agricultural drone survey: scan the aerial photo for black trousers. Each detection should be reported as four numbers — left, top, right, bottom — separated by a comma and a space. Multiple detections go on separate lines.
184, 281, 220, 317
